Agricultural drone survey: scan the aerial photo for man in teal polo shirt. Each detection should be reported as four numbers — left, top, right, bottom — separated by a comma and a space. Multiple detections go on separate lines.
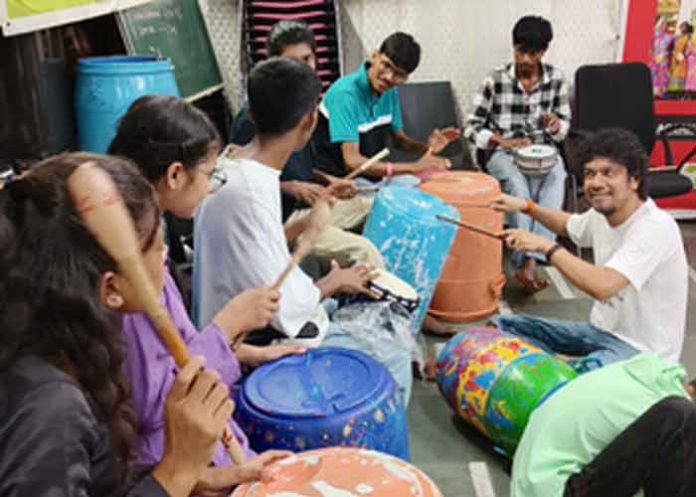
511, 353, 696, 497
314, 32, 459, 178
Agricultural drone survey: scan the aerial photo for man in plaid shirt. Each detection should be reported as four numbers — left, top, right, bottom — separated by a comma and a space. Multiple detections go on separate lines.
465, 15, 570, 292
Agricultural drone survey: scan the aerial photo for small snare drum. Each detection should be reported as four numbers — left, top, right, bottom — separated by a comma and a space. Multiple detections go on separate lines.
340, 269, 421, 314
514, 144, 557, 176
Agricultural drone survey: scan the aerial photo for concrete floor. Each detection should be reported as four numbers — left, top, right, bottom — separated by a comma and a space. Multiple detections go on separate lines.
408, 220, 696, 497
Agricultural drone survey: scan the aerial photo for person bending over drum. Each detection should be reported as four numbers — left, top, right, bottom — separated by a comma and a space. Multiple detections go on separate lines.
464, 15, 570, 293
491, 128, 687, 368
512, 353, 696, 497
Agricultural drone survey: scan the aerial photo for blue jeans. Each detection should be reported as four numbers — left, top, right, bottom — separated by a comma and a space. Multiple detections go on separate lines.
486, 150, 566, 269
320, 299, 413, 405
492, 314, 640, 372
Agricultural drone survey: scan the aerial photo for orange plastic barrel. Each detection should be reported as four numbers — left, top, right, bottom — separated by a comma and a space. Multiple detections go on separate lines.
420, 172, 505, 321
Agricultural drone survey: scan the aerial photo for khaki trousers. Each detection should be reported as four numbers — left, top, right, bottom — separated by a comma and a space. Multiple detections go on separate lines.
285, 195, 384, 268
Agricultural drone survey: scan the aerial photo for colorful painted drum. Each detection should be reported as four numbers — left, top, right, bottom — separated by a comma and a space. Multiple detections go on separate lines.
231, 447, 443, 497
235, 348, 409, 459
436, 328, 577, 455
420, 172, 505, 322
362, 186, 459, 333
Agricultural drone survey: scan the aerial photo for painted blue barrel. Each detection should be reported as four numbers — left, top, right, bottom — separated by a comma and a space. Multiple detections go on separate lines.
235, 348, 409, 460
75, 56, 180, 153
362, 186, 459, 333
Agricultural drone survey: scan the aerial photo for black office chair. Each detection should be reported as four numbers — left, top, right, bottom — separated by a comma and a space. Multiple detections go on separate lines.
393, 81, 474, 169
570, 62, 693, 208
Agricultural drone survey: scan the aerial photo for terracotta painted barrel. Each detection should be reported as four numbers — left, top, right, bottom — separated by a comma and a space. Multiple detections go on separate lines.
436, 327, 577, 455
231, 447, 443, 497
420, 172, 505, 322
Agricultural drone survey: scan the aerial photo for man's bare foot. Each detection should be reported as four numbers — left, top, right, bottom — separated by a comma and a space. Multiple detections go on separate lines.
422, 314, 456, 336
514, 258, 548, 294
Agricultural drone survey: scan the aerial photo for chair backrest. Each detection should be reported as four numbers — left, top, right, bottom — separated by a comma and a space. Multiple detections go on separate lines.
573, 62, 655, 154
394, 81, 471, 168
397, 82, 459, 141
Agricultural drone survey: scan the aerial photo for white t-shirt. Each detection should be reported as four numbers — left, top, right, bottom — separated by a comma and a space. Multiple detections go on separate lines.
566, 199, 687, 361
193, 157, 325, 338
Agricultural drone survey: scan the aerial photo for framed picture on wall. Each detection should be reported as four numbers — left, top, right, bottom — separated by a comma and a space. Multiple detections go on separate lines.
623, 0, 696, 115
0, 0, 150, 36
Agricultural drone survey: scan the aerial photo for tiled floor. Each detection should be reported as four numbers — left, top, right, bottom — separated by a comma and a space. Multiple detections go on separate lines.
408, 220, 696, 497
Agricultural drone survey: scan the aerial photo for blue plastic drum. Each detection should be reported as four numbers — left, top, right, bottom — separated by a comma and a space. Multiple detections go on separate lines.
362, 186, 459, 333
75, 56, 179, 153
235, 348, 409, 460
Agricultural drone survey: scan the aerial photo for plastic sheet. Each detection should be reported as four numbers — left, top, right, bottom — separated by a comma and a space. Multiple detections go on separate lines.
332, 300, 424, 368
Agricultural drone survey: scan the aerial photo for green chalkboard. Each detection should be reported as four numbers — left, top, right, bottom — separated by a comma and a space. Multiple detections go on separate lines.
118, 0, 222, 99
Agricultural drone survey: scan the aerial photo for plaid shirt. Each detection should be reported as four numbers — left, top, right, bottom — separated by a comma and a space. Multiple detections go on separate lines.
464, 63, 571, 150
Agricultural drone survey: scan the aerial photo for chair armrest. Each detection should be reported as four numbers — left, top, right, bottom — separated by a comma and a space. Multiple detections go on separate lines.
649, 165, 679, 172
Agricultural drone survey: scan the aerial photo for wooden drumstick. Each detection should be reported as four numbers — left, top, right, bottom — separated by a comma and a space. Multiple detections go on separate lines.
355, 185, 380, 193
272, 198, 332, 291
436, 214, 505, 241
344, 148, 390, 180
275, 149, 388, 285
457, 201, 494, 209
67, 162, 246, 465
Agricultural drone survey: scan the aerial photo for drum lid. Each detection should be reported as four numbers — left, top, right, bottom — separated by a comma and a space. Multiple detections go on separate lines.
378, 186, 459, 224
241, 348, 391, 418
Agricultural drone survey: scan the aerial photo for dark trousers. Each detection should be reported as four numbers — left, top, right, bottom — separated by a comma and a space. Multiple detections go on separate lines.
564, 396, 696, 497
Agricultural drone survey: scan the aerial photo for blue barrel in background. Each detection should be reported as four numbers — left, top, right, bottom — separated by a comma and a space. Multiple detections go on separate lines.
362, 186, 459, 333
235, 348, 409, 460
75, 56, 179, 153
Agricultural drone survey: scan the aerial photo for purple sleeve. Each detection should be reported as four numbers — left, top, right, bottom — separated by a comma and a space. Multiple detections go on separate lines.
121, 269, 252, 467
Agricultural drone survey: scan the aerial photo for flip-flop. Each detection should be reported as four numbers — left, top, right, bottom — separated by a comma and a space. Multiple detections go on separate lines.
514, 269, 549, 294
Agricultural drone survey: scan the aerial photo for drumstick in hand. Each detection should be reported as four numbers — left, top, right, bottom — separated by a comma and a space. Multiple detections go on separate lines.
436, 214, 504, 240
67, 162, 247, 465
344, 148, 390, 180
272, 198, 332, 291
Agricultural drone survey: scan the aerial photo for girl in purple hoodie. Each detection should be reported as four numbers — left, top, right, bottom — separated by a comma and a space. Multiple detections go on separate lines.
109, 96, 303, 475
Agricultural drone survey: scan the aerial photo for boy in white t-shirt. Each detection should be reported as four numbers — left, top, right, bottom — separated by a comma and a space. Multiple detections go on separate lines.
193, 57, 413, 402
491, 128, 687, 366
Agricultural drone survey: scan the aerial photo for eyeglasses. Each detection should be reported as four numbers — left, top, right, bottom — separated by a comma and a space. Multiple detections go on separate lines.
198, 166, 227, 193
209, 168, 227, 192
377, 55, 409, 83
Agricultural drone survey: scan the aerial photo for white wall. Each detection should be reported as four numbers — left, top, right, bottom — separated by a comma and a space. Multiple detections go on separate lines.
338, 0, 624, 121
203, 0, 625, 122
